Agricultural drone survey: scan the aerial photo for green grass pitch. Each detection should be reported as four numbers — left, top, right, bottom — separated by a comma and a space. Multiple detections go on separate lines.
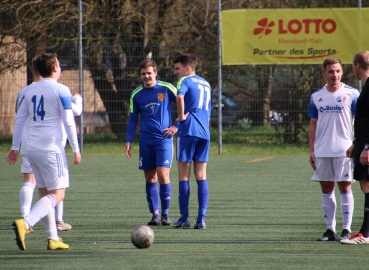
1, 153, 369, 269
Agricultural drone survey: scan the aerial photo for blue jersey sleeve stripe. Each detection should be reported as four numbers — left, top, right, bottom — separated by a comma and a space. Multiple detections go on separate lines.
59, 94, 72, 109
130, 85, 143, 113
308, 96, 318, 118
16, 95, 25, 113
57, 88, 72, 109
351, 90, 360, 115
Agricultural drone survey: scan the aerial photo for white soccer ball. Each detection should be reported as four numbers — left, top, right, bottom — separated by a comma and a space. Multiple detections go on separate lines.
131, 225, 154, 249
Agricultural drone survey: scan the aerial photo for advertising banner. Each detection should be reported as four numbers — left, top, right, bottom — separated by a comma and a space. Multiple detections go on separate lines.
222, 8, 369, 65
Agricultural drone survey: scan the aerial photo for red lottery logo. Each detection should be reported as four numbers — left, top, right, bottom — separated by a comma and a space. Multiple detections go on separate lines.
253, 18, 275, 39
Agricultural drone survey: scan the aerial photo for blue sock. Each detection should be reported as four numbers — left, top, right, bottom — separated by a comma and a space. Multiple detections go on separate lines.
146, 182, 159, 215
160, 183, 171, 215
179, 181, 190, 220
197, 180, 209, 222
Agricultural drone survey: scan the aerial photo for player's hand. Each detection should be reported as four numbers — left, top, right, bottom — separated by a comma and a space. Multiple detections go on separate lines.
359, 150, 369, 166
346, 144, 354, 158
73, 152, 81, 165
309, 152, 316, 170
6, 150, 19, 165
125, 142, 132, 158
163, 126, 178, 138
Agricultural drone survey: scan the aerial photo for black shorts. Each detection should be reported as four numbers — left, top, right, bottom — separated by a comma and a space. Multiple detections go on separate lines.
353, 137, 369, 181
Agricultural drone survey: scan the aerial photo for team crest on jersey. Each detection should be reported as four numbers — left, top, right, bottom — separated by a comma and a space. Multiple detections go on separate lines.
336, 96, 346, 103
158, 93, 165, 101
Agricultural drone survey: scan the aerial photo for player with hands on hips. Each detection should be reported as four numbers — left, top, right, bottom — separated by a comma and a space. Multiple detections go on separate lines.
172, 55, 211, 230
125, 59, 177, 226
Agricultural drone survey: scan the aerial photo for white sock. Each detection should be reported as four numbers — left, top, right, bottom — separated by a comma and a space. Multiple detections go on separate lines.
55, 200, 64, 222
24, 195, 56, 229
20, 182, 35, 218
322, 192, 336, 232
340, 190, 354, 231
41, 207, 59, 241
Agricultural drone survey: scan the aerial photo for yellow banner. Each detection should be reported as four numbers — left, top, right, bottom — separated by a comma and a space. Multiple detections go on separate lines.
222, 8, 369, 65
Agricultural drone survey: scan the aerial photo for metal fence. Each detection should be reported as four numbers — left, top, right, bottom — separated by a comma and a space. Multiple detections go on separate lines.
1, 0, 368, 148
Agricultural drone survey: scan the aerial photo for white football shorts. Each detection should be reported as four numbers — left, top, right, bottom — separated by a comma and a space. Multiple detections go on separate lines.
27, 151, 70, 190
21, 155, 33, 174
311, 157, 354, 182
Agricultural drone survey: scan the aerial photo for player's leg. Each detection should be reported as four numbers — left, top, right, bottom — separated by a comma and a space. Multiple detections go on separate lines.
156, 141, 173, 225
334, 157, 354, 240
20, 156, 36, 218
44, 188, 69, 249
55, 155, 72, 232
157, 167, 171, 225
173, 161, 191, 228
337, 182, 353, 240
173, 136, 192, 228
55, 200, 72, 231
341, 140, 369, 244
358, 180, 369, 237
144, 169, 161, 225
13, 151, 69, 250
140, 144, 161, 225
312, 157, 337, 241
341, 180, 369, 244
193, 138, 210, 230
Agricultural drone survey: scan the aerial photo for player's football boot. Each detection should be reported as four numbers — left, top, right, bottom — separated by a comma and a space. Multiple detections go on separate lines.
340, 233, 369, 244
57, 221, 72, 232
172, 217, 190, 229
47, 238, 69, 250
12, 219, 31, 250
161, 214, 172, 226
148, 214, 162, 226
194, 219, 206, 230
317, 229, 337, 241
339, 229, 351, 241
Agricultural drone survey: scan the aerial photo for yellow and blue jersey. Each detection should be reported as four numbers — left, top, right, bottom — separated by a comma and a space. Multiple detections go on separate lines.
126, 80, 177, 144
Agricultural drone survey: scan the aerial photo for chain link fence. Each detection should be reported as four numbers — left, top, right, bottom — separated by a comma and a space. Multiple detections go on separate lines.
1, 0, 368, 147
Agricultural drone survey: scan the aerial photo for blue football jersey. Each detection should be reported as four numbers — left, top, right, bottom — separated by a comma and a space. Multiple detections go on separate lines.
126, 80, 177, 144
176, 75, 211, 140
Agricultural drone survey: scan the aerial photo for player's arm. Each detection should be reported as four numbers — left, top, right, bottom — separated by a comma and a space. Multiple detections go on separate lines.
59, 90, 81, 164
7, 99, 28, 165
308, 118, 317, 170
71, 94, 83, 116
61, 108, 81, 164
176, 94, 186, 122
162, 86, 179, 137
125, 99, 139, 158
347, 91, 358, 157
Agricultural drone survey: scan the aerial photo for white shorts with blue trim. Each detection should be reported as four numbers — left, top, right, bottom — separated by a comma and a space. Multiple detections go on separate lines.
27, 151, 70, 190
311, 157, 354, 182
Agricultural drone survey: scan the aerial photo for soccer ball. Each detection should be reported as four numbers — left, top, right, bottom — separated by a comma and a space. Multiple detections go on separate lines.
131, 225, 154, 249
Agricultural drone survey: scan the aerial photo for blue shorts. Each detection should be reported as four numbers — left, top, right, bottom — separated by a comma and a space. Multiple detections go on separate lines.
176, 136, 210, 162
139, 141, 173, 170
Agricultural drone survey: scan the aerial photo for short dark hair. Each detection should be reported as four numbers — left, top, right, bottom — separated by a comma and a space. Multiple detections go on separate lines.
322, 58, 341, 70
35, 53, 58, 77
139, 59, 157, 73
353, 51, 369, 71
31, 55, 40, 76
173, 55, 197, 70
